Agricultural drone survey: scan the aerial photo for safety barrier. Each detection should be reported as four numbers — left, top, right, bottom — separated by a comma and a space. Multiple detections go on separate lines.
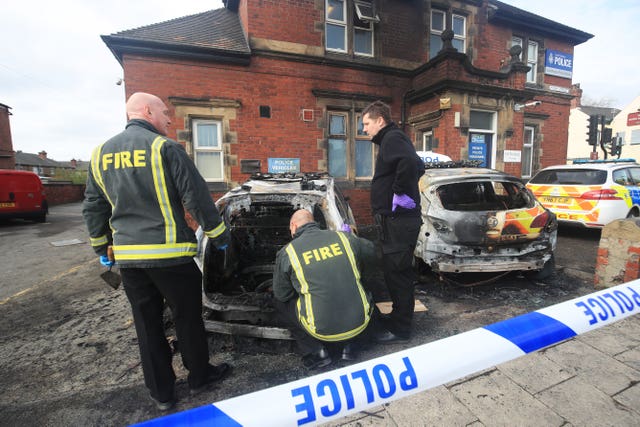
134, 279, 640, 427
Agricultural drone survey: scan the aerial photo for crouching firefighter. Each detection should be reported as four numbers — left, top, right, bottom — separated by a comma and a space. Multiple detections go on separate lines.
272, 209, 375, 369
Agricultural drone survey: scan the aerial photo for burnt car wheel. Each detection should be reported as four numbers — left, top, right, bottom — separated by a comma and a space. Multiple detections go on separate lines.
525, 254, 555, 281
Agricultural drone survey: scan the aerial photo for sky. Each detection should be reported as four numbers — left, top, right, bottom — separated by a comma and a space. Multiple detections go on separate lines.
2, 0, 639, 162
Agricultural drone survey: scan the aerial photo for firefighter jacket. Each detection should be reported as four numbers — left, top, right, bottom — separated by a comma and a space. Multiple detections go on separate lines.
272, 222, 374, 342
82, 119, 229, 268
370, 122, 425, 217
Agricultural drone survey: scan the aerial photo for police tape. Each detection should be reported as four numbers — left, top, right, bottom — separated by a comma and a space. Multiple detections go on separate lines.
134, 279, 640, 427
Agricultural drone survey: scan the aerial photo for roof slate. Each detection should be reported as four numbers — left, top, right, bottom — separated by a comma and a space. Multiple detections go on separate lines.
15, 152, 63, 168
107, 8, 249, 54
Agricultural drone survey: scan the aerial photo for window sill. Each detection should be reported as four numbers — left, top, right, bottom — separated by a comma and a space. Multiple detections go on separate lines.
206, 181, 230, 192
335, 179, 372, 190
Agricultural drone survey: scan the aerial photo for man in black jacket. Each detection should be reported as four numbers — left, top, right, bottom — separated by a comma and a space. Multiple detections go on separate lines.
362, 100, 425, 343
83, 92, 231, 410
273, 210, 375, 369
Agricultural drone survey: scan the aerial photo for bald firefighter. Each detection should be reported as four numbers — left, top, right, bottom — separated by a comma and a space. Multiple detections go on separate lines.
82, 92, 231, 410
273, 210, 375, 369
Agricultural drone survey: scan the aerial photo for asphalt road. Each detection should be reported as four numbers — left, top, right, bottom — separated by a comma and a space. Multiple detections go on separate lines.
0, 203, 598, 426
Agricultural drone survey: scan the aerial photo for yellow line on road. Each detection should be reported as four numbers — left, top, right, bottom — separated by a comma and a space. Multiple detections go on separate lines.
0, 258, 97, 305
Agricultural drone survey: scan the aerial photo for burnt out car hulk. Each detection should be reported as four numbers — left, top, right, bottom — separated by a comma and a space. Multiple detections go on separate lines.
195, 172, 357, 339
414, 162, 558, 284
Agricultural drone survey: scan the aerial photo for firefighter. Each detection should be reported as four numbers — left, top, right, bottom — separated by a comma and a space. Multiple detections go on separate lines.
272, 209, 375, 369
82, 92, 231, 410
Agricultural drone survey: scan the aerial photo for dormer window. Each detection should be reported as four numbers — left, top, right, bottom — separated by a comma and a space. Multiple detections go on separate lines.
326, 0, 377, 57
512, 37, 539, 84
430, 9, 466, 59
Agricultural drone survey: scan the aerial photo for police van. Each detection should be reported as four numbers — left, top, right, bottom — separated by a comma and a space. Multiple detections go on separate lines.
526, 159, 640, 229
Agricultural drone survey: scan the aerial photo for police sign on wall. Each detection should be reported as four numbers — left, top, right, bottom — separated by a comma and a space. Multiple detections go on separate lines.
545, 49, 573, 79
268, 158, 300, 173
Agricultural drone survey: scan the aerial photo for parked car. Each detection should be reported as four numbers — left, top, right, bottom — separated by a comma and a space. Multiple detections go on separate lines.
0, 169, 48, 222
414, 163, 557, 281
194, 172, 358, 338
526, 159, 640, 229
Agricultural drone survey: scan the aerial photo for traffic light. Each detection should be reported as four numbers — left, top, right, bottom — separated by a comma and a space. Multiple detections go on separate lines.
587, 115, 598, 145
611, 136, 622, 158
601, 127, 612, 144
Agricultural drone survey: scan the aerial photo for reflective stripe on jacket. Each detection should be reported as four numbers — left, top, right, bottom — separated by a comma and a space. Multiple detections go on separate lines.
82, 119, 226, 268
273, 222, 373, 342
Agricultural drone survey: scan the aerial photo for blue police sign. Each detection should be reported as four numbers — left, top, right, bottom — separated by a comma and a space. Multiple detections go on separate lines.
545, 49, 573, 79
268, 158, 300, 173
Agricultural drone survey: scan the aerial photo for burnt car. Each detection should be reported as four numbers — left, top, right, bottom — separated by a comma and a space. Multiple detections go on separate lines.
414, 163, 558, 283
194, 172, 357, 338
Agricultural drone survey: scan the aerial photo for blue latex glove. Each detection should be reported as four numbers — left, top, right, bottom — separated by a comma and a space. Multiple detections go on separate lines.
100, 255, 115, 268
392, 194, 416, 212
340, 223, 351, 233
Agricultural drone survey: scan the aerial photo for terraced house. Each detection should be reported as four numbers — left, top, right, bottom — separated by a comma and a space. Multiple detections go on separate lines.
102, 0, 592, 224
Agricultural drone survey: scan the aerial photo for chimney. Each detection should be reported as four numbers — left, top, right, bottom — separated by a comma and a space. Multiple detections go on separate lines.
570, 83, 582, 109
70, 159, 77, 168
38, 150, 47, 160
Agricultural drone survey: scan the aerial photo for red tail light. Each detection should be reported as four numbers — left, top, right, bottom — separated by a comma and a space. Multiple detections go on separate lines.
530, 210, 549, 228
580, 189, 622, 200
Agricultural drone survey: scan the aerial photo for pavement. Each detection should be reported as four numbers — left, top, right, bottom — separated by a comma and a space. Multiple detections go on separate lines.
324, 313, 640, 426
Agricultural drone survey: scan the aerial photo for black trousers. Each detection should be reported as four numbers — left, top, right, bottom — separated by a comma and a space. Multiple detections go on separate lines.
376, 214, 421, 338
274, 298, 367, 356
120, 261, 209, 402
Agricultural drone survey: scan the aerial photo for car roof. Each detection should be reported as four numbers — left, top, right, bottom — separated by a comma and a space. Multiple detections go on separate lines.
534, 159, 639, 172
222, 172, 333, 197
421, 167, 522, 184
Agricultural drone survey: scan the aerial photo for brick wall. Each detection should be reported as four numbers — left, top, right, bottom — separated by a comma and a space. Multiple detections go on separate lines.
117, 0, 582, 226
0, 105, 15, 169
44, 183, 85, 206
594, 219, 640, 288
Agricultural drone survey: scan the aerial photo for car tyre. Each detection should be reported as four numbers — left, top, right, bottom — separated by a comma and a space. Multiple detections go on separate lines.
526, 254, 555, 280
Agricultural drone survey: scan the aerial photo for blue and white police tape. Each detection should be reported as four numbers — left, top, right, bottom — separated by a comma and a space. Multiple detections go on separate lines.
135, 279, 640, 427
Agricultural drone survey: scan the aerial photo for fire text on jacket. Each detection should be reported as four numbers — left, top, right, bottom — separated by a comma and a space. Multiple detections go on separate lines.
302, 243, 344, 265
102, 150, 146, 170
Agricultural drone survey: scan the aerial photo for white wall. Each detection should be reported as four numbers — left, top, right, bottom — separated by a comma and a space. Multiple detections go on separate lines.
610, 95, 640, 161
567, 109, 594, 162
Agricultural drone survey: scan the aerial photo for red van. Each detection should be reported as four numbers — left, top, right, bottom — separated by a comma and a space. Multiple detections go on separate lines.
0, 170, 48, 222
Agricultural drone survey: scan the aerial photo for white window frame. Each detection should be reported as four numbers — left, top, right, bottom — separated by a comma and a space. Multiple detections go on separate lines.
327, 110, 375, 180
355, 112, 375, 179
326, 0, 377, 57
328, 111, 349, 178
469, 110, 497, 169
326, 0, 348, 53
451, 13, 466, 54
512, 37, 538, 84
193, 119, 224, 182
631, 129, 640, 145
430, 10, 466, 59
353, 12, 374, 57
354, 1, 379, 22
522, 126, 535, 178
421, 130, 434, 151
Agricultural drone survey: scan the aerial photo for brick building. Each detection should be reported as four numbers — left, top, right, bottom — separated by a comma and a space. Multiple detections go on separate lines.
0, 103, 15, 169
102, 0, 592, 224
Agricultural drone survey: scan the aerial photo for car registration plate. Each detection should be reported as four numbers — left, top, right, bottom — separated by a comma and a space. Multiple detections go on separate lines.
0, 202, 16, 208
541, 196, 571, 205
